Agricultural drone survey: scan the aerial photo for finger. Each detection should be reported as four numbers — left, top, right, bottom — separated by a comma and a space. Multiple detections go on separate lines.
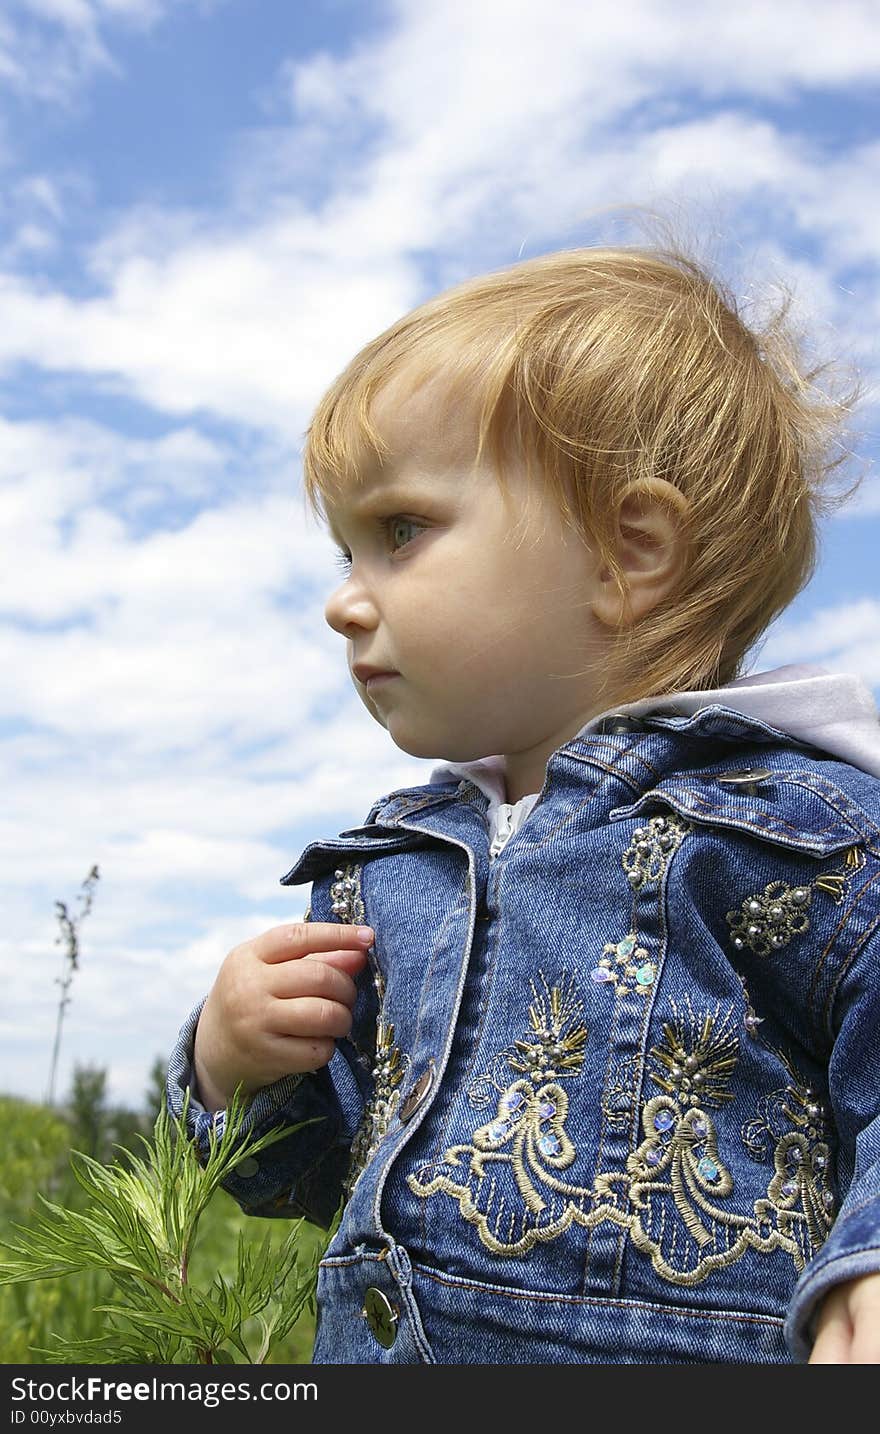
303, 947, 370, 977
267, 956, 360, 1007
847, 1287, 880, 1364
809, 1293, 852, 1364
258, 1031, 338, 1075
266, 995, 355, 1042
255, 922, 374, 964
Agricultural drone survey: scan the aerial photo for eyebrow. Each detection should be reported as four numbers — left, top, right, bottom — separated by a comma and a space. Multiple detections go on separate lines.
325, 475, 437, 546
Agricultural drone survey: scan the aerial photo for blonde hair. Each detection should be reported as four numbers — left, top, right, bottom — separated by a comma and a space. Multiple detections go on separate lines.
303, 245, 860, 706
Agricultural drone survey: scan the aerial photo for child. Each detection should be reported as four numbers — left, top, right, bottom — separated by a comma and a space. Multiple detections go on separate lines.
167, 245, 880, 1364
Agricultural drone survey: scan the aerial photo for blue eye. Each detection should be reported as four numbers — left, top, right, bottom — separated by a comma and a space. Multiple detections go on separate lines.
386, 517, 424, 552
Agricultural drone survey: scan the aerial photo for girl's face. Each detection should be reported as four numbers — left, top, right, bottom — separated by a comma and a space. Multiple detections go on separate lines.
323, 377, 614, 799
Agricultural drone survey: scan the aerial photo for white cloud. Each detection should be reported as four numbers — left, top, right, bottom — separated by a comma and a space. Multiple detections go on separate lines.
759, 598, 880, 682
0, 0, 227, 106
0, 1, 877, 434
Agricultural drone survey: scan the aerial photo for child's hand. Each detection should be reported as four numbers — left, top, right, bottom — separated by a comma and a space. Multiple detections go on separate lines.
809, 1271, 880, 1363
193, 921, 374, 1112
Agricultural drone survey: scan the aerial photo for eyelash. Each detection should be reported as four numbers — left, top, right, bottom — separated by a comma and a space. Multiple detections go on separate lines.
333, 516, 425, 572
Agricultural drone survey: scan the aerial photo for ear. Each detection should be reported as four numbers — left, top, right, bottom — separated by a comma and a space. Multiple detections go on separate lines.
591, 478, 689, 628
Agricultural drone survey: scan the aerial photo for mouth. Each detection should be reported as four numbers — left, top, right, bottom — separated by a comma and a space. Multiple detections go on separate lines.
352, 664, 399, 689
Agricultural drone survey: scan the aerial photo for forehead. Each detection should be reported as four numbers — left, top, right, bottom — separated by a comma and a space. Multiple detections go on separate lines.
323, 374, 486, 532
368, 371, 482, 467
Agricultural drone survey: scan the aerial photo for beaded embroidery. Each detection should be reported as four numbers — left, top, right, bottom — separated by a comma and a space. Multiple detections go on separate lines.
407, 974, 595, 1253
741, 1048, 835, 1265
591, 813, 689, 997
327, 863, 408, 1192
726, 846, 864, 957
409, 985, 834, 1280
345, 1019, 408, 1196
330, 864, 366, 925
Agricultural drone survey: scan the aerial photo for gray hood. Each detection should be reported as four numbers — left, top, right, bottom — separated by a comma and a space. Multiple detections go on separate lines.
430, 665, 880, 817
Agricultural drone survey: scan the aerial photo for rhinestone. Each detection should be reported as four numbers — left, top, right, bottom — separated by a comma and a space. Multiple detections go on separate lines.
692, 1118, 708, 1138
792, 888, 810, 904
823, 1191, 835, 1209
539, 1133, 561, 1156
591, 966, 615, 983
635, 964, 655, 986
646, 1148, 662, 1167
780, 1180, 798, 1198
769, 905, 784, 919
698, 1157, 720, 1182
748, 900, 762, 915
654, 1109, 675, 1132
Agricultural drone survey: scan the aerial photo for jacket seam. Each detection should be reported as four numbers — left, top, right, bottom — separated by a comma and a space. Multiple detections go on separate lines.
825, 904, 880, 1039
808, 866, 880, 1033
411, 1264, 785, 1324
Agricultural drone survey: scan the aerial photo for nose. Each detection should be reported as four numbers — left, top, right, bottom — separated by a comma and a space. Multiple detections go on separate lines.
324, 572, 379, 637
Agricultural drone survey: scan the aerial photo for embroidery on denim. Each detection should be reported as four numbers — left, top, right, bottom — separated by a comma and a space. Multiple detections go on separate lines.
591, 813, 689, 998
328, 862, 407, 1192
330, 864, 366, 926
592, 999, 802, 1281
345, 1019, 408, 1196
726, 846, 865, 957
408, 980, 831, 1281
407, 973, 595, 1254
601, 1054, 642, 1129
741, 1047, 835, 1268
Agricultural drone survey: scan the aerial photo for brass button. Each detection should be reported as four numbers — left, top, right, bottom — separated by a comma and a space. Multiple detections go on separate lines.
716, 767, 772, 795
600, 713, 644, 734
398, 1066, 434, 1123
362, 1286, 399, 1348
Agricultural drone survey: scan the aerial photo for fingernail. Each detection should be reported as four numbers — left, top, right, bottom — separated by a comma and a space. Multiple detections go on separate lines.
357, 926, 374, 942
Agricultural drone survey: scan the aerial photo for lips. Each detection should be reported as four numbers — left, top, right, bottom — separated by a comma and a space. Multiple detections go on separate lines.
352, 663, 399, 686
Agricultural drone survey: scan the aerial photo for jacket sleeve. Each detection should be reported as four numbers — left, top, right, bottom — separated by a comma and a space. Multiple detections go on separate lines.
785, 894, 880, 1359
165, 979, 376, 1229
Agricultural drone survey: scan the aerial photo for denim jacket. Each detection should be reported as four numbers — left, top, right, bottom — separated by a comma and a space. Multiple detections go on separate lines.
167, 669, 880, 1364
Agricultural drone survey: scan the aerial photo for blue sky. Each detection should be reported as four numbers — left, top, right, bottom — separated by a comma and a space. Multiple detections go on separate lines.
1, 0, 878, 1108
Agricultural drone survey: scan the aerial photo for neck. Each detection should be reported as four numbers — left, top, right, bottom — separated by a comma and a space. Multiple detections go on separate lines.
502, 720, 589, 803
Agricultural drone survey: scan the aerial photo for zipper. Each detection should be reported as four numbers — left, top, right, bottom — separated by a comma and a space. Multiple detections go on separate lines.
488, 804, 515, 860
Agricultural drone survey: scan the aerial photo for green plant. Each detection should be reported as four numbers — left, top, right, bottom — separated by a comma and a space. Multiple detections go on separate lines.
0, 1091, 329, 1364
47, 865, 99, 1106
